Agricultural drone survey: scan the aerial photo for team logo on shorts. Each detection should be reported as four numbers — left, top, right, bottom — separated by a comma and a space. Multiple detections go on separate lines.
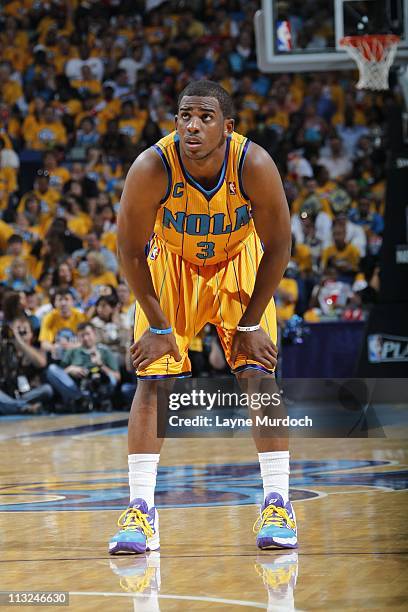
149, 246, 160, 260
228, 181, 237, 195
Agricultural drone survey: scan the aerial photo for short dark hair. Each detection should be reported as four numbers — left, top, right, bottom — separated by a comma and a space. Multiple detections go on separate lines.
178, 80, 234, 118
8, 234, 23, 245
54, 287, 74, 300
77, 321, 93, 333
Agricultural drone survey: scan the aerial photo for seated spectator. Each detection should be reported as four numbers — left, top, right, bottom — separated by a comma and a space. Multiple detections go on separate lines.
0, 314, 53, 415
91, 294, 128, 361
73, 229, 118, 273
0, 234, 37, 282
301, 103, 328, 146
349, 193, 384, 236
117, 281, 133, 315
0, 218, 14, 253
63, 195, 93, 238
51, 261, 78, 300
321, 221, 360, 283
0, 159, 17, 211
318, 136, 352, 181
46, 322, 120, 411
305, 265, 354, 322
302, 189, 367, 257
75, 276, 94, 312
291, 235, 312, 275
65, 42, 104, 82
100, 118, 132, 161
71, 64, 102, 97
19, 169, 60, 217
293, 205, 323, 272
87, 251, 118, 289
314, 165, 337, 200
25, 105, 67, 150
43, 151, 71, 192
39, 287, 87, 354
0, 135, 19, 170
2, 257, 36, 292
118, 101, 146, 145
0, 61, 24, 111
75, 117, 100, 147
275, 265, 299, 323
118, 44, 145, 86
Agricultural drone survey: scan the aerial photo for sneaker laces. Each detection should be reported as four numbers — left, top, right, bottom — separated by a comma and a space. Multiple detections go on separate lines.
253, 504, 296, 534
254, 562, 293, 589
118, 507, 154, 538
120, 567, 156, 593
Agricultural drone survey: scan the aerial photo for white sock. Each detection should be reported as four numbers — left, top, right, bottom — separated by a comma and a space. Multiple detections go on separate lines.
258, 451, 290, 504
128, 453, 160, 508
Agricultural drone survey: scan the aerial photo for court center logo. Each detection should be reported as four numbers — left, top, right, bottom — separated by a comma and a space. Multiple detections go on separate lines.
0, 459, 406, 512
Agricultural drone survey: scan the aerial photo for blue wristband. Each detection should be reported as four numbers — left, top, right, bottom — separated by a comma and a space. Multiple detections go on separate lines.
149, 326, 173, 335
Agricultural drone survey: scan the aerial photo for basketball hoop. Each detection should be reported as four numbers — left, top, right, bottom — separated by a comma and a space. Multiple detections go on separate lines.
340, 34, 400, 91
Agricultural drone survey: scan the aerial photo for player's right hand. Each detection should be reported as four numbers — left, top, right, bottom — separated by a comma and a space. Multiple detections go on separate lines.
131, 331, 182, 371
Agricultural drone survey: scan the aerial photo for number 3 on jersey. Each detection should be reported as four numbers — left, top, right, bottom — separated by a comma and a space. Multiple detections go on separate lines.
196, 241, 215, 260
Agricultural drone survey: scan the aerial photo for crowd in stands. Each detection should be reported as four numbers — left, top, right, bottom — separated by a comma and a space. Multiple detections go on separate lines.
0, 0, 394, 413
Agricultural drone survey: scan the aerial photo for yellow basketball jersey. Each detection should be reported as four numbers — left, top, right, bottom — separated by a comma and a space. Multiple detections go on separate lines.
152, 131, 255, 266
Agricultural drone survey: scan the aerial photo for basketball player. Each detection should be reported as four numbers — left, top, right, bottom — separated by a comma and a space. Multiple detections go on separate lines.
109, 81, 296, 554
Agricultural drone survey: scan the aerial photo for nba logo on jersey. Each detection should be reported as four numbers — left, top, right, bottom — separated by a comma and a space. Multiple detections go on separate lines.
277, 20, 292, 52
228, 181, 237, 195
149, 246, 160, 260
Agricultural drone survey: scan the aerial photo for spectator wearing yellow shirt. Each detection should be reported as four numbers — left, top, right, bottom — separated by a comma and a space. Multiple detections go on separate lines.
0, 165, 17, 210
94, 86, 121, 134
314, 166, 338, 204
52, 36, 79, 76
18, 169, 60, 217
118, 101, 145, 145
265, 97, 289, 133
0, 62, 24, 109
18, 193, 48, 239
117, 281, 134, 315
39, 288, 87, 353
0, 234, 37, 282
43, 151, 70, 191
155, 105, 174, 136
63, 196, 92, 238
275, 273, 299, 323
23, 96, 46, 140
0, 218, 14, 252
87, 251, 118, 289
25, 105, 67, 151
321, 222, 360, 281
292, 241, 312, 274
71, 65, 102, 97
1, 16, 29, 54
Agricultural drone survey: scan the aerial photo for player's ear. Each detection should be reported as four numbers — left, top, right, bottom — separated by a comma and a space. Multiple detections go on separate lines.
224, 118, 234, 134
174, 114, 178, 127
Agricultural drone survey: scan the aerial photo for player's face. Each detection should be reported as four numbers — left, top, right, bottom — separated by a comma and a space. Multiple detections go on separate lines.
176, 96, 233, 161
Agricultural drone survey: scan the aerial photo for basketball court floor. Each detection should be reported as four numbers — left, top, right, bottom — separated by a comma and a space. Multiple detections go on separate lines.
0, 412, 406, 610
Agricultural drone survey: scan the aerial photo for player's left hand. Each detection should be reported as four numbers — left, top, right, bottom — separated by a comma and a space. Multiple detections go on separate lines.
230, 328, 278, 371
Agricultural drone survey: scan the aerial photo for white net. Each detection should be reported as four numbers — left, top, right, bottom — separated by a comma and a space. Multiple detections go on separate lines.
340, 35, 400, 91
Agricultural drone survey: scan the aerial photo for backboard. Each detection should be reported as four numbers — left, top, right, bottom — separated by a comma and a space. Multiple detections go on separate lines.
255, 0, 408, 72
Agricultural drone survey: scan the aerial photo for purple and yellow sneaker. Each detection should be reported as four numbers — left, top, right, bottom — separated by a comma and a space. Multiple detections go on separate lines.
109, 498, 160, 555
254, 492, 297, 549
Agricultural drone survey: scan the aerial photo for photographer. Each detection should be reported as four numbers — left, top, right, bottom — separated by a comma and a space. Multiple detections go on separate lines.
0, 315, 53, 415
46, 322, 120, 411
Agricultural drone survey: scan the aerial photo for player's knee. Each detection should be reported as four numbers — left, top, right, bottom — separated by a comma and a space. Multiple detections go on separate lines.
133, 379, 174, 411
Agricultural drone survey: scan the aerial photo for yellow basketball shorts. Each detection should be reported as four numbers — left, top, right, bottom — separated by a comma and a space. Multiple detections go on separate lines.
134, 232, 277, 379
